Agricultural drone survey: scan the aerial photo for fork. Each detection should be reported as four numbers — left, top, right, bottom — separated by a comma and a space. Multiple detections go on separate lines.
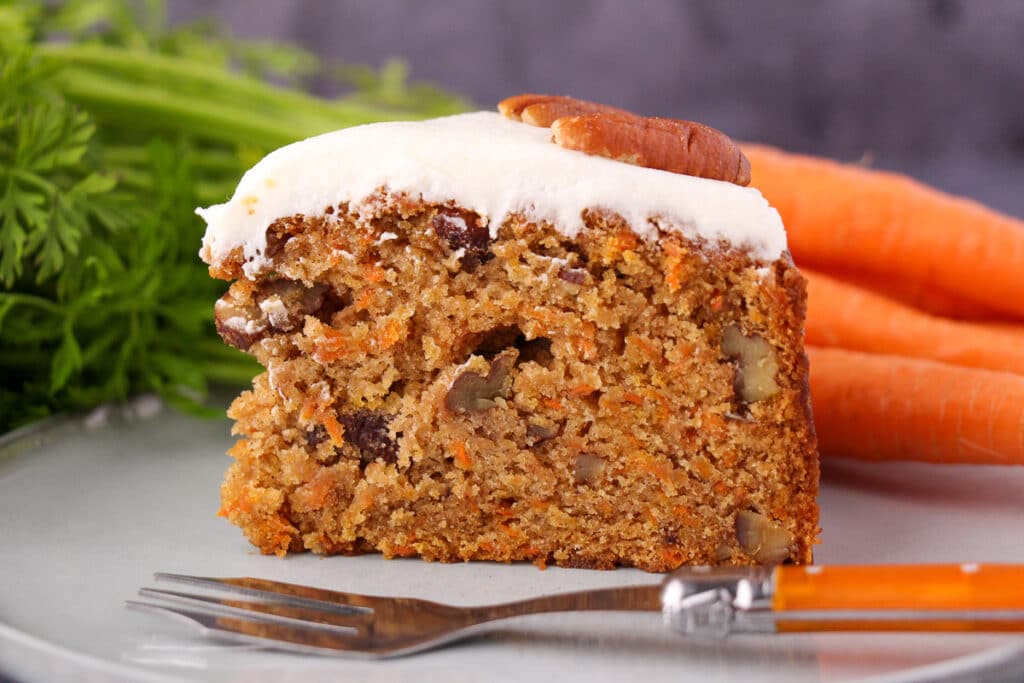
128, 563, 1024, 658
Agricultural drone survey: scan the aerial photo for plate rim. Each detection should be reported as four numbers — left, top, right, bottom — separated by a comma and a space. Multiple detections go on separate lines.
2, 402, 1024, 683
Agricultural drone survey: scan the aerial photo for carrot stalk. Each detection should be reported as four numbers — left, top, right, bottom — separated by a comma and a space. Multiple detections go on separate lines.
745, 144, 1024, 318
808, 346, 1024, 465
804, 269, 1024, 375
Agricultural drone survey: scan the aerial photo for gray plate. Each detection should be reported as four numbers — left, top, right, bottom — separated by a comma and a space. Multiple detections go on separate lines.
1, 396, 1023, 683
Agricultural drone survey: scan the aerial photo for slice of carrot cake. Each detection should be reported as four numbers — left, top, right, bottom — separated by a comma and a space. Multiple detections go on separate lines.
198, 94, 819, 571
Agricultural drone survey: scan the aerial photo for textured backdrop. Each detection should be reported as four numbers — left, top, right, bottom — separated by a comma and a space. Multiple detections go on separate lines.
170, 0, 1024, 215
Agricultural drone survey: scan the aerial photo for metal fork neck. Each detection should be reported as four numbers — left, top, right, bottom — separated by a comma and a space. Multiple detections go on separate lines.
472, 584, 663, 622
660, 566, 776, 636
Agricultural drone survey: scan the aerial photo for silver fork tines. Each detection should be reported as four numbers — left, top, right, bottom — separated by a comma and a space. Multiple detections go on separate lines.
130, 572, 663, 658
125, 600, 374, 657
137, 588, 364, 633
153, 573, 376, 614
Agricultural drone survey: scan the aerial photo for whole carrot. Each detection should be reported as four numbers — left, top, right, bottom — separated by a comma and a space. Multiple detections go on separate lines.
804, 269, 1024, 375
745, 144, 1024, 318
808, 346, 1024, 465
821, 268, 1008, 322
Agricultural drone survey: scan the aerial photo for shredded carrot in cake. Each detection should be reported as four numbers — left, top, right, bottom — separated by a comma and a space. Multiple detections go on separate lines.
650, 391, 672, 422
700, 412, 728, 436
312, 325, 352, 362
453, 441, 472, 469
499, 522, 522, 538
363, 264, 387, 283
663, 243, 688, 292
299, 395, 317, 421
601, 230, 639, 264
659, 547, 686, 566
376, 318, 403, 350
354, 290, 375, 310
637, 452, 675, 491
628, 334, 663, 364
320, 412, 345, 447
691, 455, 714, 480
495, 502, 515, 518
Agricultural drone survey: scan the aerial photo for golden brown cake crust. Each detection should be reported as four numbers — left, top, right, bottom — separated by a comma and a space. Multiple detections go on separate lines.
211, 192, 819, 571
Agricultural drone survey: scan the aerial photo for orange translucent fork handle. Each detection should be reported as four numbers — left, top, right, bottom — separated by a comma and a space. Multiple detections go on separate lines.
773, 563, 1024, 632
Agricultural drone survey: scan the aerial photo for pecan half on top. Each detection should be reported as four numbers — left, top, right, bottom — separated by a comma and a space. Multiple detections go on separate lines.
552, 114, 751, 186
498, 93, 632, 128
497, 93, 750, 186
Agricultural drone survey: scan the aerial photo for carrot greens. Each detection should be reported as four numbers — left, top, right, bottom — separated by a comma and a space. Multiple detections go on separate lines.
0, 0, 469, 431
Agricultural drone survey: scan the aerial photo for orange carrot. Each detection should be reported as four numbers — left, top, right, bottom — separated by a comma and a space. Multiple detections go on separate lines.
824, 268, 1008, 322
745, 144, 1024, 318
808, 346, 1024, 464
804, 269, 1024, 375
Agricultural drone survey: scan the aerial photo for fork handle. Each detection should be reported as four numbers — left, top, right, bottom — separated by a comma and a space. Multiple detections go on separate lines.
662, 563, 1024, 635
775, 563, 1024, 611
772, 563, 1024, 632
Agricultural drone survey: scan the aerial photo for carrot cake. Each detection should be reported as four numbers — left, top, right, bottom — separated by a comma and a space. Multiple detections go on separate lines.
198, 94, 819, 571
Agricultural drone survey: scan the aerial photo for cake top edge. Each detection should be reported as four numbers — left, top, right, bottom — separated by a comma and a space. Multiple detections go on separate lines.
198, 111, 786, 275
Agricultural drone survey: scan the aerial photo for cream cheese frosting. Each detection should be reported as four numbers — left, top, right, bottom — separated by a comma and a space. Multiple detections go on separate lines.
198, 111, 786, 275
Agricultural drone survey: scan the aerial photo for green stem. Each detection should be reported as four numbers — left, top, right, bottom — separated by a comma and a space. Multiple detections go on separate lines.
0, 293, 65, 314
112, 167, 151, 189
190, 150, 247, 173
103, 144, 243, 173
37, 43, 410, 126
202, 359, 260, 385
196, 180, 234, 204
196, 338, 250, 360
55, 69, 327, 148
113, 167, 226, 200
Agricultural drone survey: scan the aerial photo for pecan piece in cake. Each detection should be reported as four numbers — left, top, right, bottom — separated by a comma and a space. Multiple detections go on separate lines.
526, 419, 559, 444
722, 324, 781, 403
214, 280, 330, 350
445, 350, 518, 413
573, 452, 606, 484
735, 510, 794, 564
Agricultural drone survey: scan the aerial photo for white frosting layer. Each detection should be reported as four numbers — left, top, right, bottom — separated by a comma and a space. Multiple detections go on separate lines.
198, 112, 786, 273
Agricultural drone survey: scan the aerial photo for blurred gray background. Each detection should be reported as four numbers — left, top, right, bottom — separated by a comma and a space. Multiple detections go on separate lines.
170, 0, 1024, 216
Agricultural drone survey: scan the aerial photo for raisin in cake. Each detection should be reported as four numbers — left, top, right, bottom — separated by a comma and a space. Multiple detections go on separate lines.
198, 95, 819, 571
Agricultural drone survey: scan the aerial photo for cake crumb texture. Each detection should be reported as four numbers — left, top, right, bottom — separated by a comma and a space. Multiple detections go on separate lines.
212, 194, 818, 571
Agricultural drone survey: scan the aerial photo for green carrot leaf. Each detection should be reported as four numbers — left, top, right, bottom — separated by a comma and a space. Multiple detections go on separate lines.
50, 324, 82, 393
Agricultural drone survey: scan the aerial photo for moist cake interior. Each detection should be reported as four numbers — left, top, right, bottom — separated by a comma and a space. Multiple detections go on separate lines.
213, 192, 818, 571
